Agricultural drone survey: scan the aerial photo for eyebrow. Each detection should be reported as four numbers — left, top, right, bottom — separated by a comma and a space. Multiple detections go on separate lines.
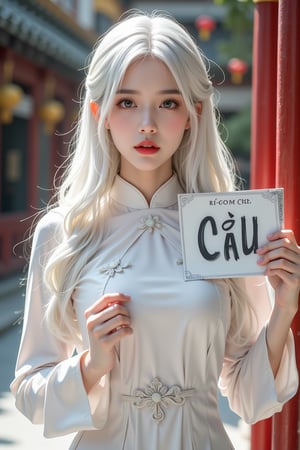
116, 89, 182, 95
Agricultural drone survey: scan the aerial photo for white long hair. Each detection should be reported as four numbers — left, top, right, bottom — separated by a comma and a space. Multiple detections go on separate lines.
43, 12, 255, 343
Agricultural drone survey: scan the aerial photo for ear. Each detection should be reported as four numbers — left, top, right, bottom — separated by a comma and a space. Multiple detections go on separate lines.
195, 101, 202, 116
90, 101, 100, 120
185, 101, 203, 130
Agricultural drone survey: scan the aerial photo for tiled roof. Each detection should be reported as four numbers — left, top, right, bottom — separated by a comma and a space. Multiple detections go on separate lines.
0, 0, 96, 72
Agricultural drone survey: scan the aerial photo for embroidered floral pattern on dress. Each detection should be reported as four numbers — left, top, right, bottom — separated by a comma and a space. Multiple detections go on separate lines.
99, 259, 130, 277
122, 377, 195, 423
138, 215, 162, 233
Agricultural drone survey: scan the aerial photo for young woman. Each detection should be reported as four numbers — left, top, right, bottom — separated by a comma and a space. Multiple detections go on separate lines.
11, 12, 300, 450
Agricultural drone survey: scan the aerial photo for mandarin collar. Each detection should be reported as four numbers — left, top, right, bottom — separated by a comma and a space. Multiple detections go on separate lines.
110, 174, 184, 209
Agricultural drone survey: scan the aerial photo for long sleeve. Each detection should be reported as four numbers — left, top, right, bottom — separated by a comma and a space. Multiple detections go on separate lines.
219, 276, 298, 424
10, 210, 110, 437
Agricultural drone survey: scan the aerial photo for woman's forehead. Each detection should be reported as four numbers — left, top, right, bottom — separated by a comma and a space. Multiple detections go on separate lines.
118, 56, 180, 91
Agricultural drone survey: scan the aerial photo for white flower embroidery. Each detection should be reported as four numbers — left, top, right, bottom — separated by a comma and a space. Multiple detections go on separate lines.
139, 215, 162, 233
122, 377, 195, 423
99, 259, 130, 277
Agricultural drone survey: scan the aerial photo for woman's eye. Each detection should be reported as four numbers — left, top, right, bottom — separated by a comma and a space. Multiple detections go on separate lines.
161, 99, 178, 109
118, 99, 135, 108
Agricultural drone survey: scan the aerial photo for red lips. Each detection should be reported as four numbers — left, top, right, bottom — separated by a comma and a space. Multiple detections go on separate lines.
134, 140, 160, 154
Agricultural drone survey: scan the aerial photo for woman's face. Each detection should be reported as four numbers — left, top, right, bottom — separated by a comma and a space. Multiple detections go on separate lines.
106, 56, 190, 183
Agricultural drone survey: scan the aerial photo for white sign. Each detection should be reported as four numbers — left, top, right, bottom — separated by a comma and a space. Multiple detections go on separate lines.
178, 189, 284, 280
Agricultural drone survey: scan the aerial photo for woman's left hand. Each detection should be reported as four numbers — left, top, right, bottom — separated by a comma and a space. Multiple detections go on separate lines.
257, 229, 300, 315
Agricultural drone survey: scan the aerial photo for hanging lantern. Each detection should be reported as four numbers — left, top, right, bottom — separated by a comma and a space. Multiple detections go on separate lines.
0, 59, 23, 123
39, 99, 65, 134
227, 58, 248, 84
0, 82, 23, 123
195, 16, 216, 41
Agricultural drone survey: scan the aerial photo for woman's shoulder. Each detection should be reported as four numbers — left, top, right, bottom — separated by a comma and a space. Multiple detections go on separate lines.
32, 206, 67, 243
36, 206, 65, 228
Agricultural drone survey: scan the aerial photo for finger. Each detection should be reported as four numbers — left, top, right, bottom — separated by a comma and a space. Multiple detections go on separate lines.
85, 293, 131, 318
257, 236, 300, 258
258, 230, 298, 253
263, 257, 300, 275
101, 325, 133, 348
100, 314, 132, 337
101, 302, 131, 321
266, 268, 300, 287
257, 246, 300, 267
88, 311, 132, 338
87, 302, 131, 330
267, 229, 299, 245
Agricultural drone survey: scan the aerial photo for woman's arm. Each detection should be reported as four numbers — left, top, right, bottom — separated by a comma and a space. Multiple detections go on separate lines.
10, 211, 110, 437
80, 293, 132, 393
257, 229, 300, 376
220, 229, 299, 424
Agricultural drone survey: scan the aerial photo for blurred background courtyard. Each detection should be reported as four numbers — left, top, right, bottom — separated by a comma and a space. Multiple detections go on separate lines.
0, 0, 260, 448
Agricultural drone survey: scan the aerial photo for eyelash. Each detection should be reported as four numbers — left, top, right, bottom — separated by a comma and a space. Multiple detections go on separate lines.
118, 99, 135, 108
116, 98, 179, 109
160, 99, 179, 109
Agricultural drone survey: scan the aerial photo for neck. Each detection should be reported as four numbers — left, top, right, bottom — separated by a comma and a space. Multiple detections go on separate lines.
119, 169, 173, 205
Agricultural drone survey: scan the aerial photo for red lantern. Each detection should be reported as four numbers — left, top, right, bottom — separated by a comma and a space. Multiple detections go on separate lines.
227, 58, 248, 84
195, 16, 216, 41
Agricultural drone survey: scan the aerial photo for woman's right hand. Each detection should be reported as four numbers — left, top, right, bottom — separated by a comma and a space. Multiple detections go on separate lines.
80, 293, 132, 392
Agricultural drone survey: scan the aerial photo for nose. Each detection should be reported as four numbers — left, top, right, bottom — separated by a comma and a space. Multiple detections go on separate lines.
138, 108, 157, 134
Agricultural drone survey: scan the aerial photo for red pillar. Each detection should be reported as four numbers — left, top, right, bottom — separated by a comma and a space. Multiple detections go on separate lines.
250, 0, 278, 190
250, 2, 278, 447
273, 0, 300, 448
